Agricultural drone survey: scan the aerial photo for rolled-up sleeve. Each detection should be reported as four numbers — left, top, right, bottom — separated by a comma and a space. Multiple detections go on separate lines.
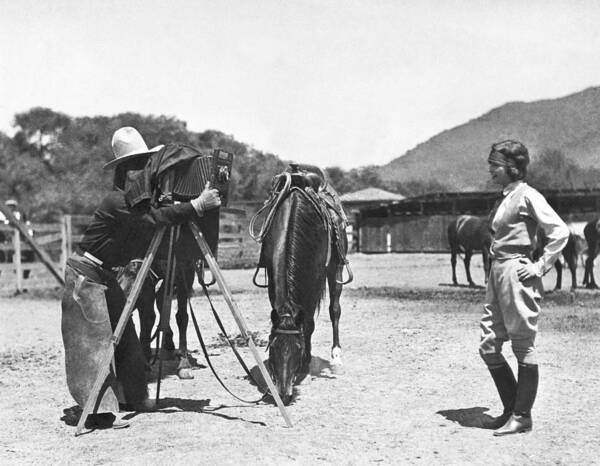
525, 190, 569, 274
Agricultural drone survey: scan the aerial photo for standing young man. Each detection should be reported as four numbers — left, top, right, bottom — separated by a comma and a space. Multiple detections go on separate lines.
61, 127, 221, 429
480, 140, 569, 436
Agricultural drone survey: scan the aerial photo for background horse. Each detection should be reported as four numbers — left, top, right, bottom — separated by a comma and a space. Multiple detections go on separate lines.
583, 219, 600, 288
253, 168, 349, 404
447, 215, 491, 287
535, 227, 579, 291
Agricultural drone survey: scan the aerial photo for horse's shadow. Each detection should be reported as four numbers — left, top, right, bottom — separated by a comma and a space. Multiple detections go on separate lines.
247, 356, 338, 405
436, 406, 497, 429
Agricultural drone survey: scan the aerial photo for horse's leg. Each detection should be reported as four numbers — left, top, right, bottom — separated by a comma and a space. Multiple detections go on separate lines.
137, 280, 157, 363
174, 268, 194, 379
327, 261, 343, 373
566, 248, 577, 291
450, 248, 458, 285
482, 248, 490, 284
585, 240, 598, 289
554, 260, 563, 291
299, 315, 315, 385
464, 250, 475, 287
155, 283, 176, 353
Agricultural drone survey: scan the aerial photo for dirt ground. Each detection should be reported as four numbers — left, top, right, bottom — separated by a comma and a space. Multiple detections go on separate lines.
1, 253, 599, 465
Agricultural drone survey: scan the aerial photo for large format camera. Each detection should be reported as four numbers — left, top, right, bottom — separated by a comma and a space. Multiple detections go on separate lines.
150, 145, 234, 267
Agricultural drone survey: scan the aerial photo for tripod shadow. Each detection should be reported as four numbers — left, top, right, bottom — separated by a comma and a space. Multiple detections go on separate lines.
61, 398, 266, 428
436, 406, 497, 429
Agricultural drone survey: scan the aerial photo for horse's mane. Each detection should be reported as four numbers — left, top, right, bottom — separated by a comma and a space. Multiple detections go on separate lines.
278, 190, 327, 330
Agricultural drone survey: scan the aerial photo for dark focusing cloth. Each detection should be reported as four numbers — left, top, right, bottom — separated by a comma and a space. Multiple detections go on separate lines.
124, 143, 202, 207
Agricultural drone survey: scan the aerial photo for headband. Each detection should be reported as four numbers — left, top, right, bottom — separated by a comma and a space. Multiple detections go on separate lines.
488, 151, 516, 168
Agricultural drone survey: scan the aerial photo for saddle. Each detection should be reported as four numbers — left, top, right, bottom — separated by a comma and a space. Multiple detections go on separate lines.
250, 164, 352, 285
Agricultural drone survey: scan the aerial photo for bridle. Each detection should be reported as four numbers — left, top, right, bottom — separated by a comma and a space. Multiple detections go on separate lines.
266, 312, 304, 352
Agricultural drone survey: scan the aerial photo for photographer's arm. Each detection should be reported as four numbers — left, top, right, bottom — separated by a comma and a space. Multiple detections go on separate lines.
132, 183, 221, 226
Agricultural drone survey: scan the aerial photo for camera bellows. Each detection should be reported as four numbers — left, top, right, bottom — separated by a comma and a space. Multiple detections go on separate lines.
170, 156, 214, 200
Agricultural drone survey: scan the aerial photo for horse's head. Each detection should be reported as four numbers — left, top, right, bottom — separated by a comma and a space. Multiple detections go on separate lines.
268, 311, 305, 405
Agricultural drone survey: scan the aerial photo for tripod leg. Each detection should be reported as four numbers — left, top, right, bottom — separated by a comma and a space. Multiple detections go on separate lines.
188, 220, 293, 428
75, 226, 167, 436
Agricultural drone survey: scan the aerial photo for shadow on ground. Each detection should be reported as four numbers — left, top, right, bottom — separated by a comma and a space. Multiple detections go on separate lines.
437, 406, 497, 429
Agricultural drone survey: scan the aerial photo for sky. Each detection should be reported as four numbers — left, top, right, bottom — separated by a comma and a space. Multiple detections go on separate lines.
2, 0, 600, 169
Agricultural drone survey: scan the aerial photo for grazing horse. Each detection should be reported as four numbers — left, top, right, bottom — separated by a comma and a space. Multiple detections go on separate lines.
251, 166, 351, 404
448, 215, 491, 287
583, 219, 600, 289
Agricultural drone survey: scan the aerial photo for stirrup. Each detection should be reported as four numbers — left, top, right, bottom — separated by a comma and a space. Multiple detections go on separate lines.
337, 262, 353, 285
252, 266, 268, 288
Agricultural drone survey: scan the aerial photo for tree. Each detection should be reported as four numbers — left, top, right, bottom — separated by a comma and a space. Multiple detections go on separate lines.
13, 107, 71, 163
526, 148, 600, 190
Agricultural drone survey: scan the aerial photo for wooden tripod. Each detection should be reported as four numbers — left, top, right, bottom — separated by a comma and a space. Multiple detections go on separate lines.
75, 220, 292, 435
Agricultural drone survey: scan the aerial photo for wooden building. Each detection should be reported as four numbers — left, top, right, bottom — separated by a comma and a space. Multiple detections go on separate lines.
357, 189, 600, 253
340, 187, 405, 252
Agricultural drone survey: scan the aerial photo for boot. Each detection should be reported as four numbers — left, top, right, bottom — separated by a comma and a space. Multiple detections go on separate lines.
494, 363, 538, 436
483, 362, 517, 429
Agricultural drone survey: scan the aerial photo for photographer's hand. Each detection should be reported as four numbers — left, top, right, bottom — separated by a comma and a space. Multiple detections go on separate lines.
191, 182, 221, 215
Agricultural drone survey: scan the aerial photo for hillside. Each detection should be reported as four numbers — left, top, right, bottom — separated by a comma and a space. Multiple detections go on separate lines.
380, 87, 600, 191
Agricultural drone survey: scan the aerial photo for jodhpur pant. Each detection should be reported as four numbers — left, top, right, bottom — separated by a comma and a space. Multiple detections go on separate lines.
479, 257, 542, 366
61, 254, 148, 412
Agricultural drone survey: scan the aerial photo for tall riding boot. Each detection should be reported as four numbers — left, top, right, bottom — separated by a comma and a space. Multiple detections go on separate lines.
494, 363, 538, 436
483, 362, 517, 429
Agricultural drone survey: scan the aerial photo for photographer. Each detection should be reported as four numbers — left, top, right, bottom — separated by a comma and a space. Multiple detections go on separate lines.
61, 127, 220, 429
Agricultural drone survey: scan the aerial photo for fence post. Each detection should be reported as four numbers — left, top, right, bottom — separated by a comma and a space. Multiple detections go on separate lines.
61, 215, 72, 272
13, 228, 22, 293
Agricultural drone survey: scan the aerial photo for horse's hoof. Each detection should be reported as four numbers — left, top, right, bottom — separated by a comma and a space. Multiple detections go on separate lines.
297, 373, 312, 385
331, 363, 344, 375
177, 356, 193, 370
177, 368, 194, 379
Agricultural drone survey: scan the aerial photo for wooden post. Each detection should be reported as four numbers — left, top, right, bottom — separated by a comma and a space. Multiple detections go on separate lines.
0, 203, 64, 287
13, 227, 22, 293
61, 215, 72, 273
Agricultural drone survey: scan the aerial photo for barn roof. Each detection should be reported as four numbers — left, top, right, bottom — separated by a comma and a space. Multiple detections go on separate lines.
340, 187, 405, 203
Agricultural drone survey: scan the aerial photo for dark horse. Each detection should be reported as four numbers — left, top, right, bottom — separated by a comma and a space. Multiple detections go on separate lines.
448, 215, 491, 287
117, 257, 196, 379
251, 166, 351, 404
535, 226, 579, 291
117, 213, 220, 378
583, 219, 600, 289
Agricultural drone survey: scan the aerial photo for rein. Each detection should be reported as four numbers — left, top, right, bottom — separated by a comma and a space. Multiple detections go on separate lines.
249, 172, 292, 243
